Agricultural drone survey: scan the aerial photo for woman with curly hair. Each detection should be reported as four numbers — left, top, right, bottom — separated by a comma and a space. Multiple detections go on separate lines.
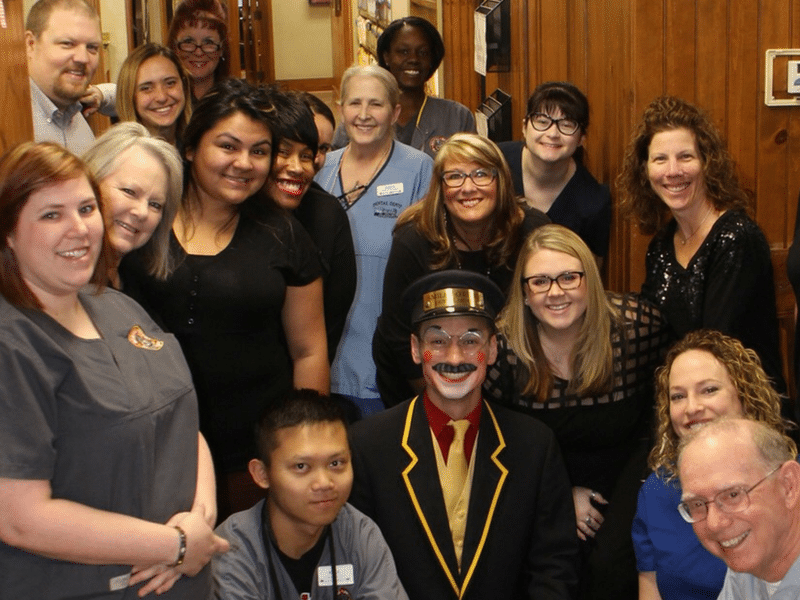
484, 224, 668, 600
632, 329, 796, 600
618, 96, 784, 391
372, 132, 549, 407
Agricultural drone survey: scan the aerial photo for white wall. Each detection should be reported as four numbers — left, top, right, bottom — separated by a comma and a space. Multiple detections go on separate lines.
271, 0, 332, 80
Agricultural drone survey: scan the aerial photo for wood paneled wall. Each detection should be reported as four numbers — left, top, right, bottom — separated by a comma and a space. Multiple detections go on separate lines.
442, 0, 800, 293
1, 0, 34, 153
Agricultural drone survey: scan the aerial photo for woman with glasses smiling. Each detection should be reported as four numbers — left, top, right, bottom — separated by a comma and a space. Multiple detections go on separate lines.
373, 132, 549, 408
498, 82, 611, 265
167, 0, 229, 103
485, 224, 668, 600
633, 330, 795, 600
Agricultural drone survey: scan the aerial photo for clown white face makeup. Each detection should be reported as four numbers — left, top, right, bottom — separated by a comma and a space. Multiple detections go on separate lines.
411, 315, 497, 413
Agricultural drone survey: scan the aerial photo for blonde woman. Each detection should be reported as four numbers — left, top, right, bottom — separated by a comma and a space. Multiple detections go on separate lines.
485, 224, 668, 600
633, 330, 795, 600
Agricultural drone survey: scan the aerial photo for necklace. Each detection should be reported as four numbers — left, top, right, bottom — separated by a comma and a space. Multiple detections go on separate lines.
445, 211, 492, 276
337, 141, 392, 209
678, 204, 714, 246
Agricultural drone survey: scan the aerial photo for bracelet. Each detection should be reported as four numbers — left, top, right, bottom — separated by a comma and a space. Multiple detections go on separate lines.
170, 525, 187, 567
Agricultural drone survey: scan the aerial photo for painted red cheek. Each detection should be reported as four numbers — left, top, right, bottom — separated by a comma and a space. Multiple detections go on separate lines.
423, 350, 433, 363
477, 352, 486, 363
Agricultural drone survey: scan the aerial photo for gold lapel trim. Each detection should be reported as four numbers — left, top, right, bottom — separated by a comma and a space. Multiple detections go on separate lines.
400, 397, 509, 599
459, 401, 508, 595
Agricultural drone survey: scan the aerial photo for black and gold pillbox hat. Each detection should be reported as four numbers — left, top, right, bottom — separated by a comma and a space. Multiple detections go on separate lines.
402, 270, 505, 326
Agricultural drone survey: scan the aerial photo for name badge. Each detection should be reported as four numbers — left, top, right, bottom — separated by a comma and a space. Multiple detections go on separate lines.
109, 573, 130, 591
317, 564, 355, 586
376, 183, 404, 197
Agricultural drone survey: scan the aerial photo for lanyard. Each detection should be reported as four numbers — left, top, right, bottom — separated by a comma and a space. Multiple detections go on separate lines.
261, 502, 346, 600
332, 141, 394, 212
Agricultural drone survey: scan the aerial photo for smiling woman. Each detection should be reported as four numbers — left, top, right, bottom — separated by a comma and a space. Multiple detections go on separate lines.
167, 0, 230, 102
619, 96, 786, 397
485, 224, 669, 600
0, 141, 227, 598
121, 80, 329, 519
315, 65, 433, 418
331, 17, 475, 158
83, 121, 183, 287
116, 44, 192, 148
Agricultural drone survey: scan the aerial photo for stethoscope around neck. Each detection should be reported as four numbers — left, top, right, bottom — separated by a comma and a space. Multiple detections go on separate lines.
261, 502, 350, 600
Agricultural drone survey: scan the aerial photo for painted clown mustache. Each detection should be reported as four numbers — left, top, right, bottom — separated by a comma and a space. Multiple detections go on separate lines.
432, 363, 478, 375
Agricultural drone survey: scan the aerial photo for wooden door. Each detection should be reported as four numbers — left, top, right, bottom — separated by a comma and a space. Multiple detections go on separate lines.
330, 0, 354, 91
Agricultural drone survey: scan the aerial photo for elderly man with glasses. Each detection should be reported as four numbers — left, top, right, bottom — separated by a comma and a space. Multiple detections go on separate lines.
677, 418, 800, 600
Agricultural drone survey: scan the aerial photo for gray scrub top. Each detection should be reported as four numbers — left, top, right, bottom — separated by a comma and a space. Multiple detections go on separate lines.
0, 288, 209, 599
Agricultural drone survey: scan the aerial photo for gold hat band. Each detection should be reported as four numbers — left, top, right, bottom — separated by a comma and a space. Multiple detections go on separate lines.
421, 287, 485, 314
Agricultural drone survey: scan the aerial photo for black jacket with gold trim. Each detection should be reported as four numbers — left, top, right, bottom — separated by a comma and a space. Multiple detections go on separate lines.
349, 396, 578, 600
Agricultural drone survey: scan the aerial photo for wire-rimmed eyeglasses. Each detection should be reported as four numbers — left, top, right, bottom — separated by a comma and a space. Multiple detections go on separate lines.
522, 271, 585, 294
527, 112, 581, 136
441, 168, 497, 188
177, 39, 222, 54
421, 328, 489, 357
677, 465, 781, 523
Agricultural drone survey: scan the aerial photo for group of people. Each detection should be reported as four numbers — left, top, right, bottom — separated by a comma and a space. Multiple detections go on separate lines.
2, 0, 800, 599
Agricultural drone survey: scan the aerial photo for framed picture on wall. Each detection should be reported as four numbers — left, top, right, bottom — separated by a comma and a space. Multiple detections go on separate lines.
309, 0, 330, 5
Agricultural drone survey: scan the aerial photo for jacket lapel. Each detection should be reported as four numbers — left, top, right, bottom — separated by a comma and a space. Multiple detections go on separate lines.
400, 397, 462, 596
458, 400, 509, 597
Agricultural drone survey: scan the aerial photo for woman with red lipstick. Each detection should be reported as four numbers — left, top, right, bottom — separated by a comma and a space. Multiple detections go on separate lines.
633, 330, 795, 600
0, 142, 228, 598
116, 43, 192, 148
619, 96, 784, 395
121, 80, 329, 518
373, 132, 549, 408
167, 0, 229, 103
486, 224, 668, 600
83, 122, 183, 288
331, 17, 475, 158
499, 82, 611, 264
264, 89, 356, 364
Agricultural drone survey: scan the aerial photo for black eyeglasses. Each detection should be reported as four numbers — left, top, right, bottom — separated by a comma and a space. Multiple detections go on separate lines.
527, 112, 581, 136
441, 168, 497, 188
522, 271, 585, 294
177, 39, 222, 54
677, 465, 781, 523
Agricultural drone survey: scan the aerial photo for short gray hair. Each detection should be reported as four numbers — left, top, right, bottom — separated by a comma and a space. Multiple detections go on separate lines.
339, 64, 400, 108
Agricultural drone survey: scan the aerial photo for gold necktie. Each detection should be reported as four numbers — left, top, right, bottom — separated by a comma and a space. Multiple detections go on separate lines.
442, 419, 470, 566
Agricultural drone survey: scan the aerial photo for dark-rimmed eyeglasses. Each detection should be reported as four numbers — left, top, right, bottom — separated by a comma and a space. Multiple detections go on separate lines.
522, 271, 585, 294
177, 39, 222, 54
527, 112, 580, 136
677, 465, 781, 523
441, 168, 497, 188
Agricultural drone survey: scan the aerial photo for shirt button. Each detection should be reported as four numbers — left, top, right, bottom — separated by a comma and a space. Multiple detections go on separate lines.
190, 289, 197, 296
187, 318, 195, 325
192, 275, 199, 282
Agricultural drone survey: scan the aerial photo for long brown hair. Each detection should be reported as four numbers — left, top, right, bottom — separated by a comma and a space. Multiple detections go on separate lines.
498, 224, 617, 400
395, 132, 524, 270
618, 96, 750, 235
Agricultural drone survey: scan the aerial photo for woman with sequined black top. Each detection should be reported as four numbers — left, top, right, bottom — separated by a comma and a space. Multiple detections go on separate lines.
373, 133, 549, 408
618, 96, 785, 392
